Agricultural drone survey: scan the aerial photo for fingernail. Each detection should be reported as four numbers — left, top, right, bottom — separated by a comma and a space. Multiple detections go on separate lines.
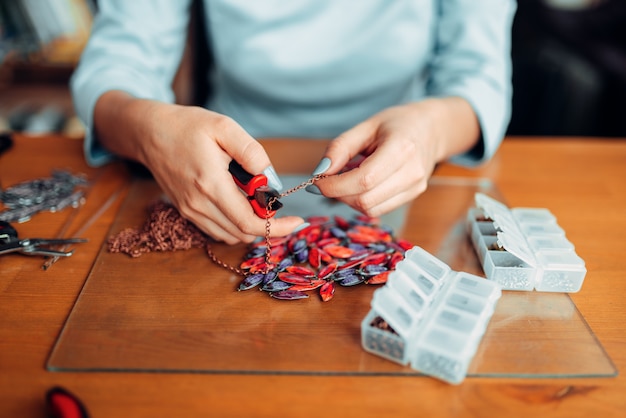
292, 222, 310, 233
312, 157, 332, 176
305, 184, 322, 195
263, 165, 283, 191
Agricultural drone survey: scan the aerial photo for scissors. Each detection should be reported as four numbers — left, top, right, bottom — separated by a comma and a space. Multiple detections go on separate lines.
0, 221, 87, 257
229, 160, 283, 218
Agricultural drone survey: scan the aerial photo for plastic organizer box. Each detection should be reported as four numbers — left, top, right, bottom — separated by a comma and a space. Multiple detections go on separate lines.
467, 193, 586, 292
361, 246, 502, 384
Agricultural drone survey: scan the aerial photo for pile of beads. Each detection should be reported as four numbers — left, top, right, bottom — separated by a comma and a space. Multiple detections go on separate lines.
236, 215, 413, 301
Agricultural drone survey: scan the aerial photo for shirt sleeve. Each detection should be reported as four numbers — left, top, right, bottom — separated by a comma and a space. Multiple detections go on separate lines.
70, 0, 192, 167
427, 0, 517, 166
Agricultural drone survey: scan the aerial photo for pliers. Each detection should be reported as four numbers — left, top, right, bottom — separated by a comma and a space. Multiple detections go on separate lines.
0, 221, 87, 257
228, 160, 283, 218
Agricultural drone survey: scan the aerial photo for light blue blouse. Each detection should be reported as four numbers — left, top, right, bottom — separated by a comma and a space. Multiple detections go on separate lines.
71, 0, 517, 167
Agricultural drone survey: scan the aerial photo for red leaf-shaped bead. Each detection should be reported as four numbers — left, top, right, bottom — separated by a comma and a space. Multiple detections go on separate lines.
278, 272, 312, 285
319, 281, 335, 302
323, 245, 354, 259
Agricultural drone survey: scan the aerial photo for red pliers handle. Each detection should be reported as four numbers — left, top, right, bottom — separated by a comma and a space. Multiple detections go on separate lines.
46, 386, 89, 418
229, 160, 282, 218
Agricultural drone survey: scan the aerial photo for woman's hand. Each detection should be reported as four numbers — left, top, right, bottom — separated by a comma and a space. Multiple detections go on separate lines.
94, 91, 306, 244
310, 97, 480, 216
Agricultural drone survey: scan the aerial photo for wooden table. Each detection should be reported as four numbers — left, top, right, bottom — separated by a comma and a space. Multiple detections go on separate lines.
1, 134, 625, 417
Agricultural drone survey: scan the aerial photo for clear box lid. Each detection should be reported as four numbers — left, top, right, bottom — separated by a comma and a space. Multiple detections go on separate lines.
416, 325, 477, 359
475, 193, 509, 217
371, 246, 454, 338
475, 194, 524, 239
536, 251, 586, 268
521, 223, 566, 236
386, 269, 430, 312
453, 272, 502, 302
496, 230, 537, 267
475, 193, 538, 268
403, 246, 452, 282
527, 235, 575, 251
371, 285, 421, 338
511, 207, 557, 224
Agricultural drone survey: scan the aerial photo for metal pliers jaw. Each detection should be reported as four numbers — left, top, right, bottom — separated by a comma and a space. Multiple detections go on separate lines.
0, 221, 87, 257
228, 160, 283, 218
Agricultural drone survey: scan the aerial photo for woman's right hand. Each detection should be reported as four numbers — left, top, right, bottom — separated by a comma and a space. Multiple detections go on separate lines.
94, 91, 307, 244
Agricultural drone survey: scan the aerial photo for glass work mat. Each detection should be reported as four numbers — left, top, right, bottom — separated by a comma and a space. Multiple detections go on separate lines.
48, 177, 617, 377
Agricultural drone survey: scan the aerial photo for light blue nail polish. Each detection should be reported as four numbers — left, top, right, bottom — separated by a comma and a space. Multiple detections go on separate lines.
312, 157, 332, 176
305, 184, 322, 195
292, 222, 310, 233
263, 166, 283, 191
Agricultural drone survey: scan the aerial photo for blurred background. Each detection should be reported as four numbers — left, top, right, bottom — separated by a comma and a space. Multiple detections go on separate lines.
0, 0, 624, 139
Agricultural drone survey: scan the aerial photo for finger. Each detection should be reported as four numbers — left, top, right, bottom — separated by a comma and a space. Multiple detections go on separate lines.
318, 136, 413, 199
191, 210, 252, 245
185, 139, 302, 240
165, 155, 261, 243
312, 119, 378, 176
205, 163, 307, 237
264, 216, 311, 238
212, 117, 282, 190
188, 191, 308, 243
363, 186, 424, 217
202, 173, 269, 236
173, 182, 258, 244
204, 174, 304, 239
338, 176, 428, 217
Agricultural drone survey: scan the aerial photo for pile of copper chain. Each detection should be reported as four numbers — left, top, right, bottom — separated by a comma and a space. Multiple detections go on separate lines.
108, 200, 207, 258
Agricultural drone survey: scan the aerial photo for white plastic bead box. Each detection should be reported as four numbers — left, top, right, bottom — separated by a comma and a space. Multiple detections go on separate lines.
361, 246, 502, 385
467, 193, 586, 292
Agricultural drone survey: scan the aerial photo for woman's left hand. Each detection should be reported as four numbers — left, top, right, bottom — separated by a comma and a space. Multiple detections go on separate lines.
310, 97, 480, 216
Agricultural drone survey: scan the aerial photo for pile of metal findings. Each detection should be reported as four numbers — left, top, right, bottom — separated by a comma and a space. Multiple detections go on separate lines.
0, 170, 88, 222
237, 215, 413, 301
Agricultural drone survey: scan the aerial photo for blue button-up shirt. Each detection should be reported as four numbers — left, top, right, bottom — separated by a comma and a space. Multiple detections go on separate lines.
71, 0, 516, 167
